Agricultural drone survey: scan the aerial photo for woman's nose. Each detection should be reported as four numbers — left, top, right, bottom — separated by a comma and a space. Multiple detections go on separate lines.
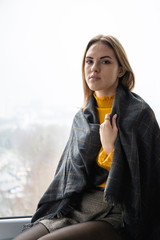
91, 62, 100, 72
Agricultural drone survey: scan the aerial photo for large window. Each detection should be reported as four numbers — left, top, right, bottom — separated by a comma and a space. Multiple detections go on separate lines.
0, 0, 160, 217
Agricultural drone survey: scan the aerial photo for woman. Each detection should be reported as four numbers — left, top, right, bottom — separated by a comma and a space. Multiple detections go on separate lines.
14, 35, 160, 240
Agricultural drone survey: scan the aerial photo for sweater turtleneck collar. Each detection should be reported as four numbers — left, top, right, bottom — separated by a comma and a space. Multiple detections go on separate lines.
93, 92, 114, 108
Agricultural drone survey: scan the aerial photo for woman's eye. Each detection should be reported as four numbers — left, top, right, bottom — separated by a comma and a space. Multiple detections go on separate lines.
102, 60, 110, 64
86, 60, 93, 64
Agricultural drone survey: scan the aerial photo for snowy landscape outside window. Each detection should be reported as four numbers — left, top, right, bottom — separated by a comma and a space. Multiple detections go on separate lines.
0, 104, 72, 217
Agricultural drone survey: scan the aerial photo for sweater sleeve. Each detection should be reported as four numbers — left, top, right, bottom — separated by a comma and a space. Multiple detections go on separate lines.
97, 149, 114, 171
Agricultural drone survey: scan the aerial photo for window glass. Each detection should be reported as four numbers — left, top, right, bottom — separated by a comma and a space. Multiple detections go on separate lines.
0, 110, 72, 217
0, 0, 160, 217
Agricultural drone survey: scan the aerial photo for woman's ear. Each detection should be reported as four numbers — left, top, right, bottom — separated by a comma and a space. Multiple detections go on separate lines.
118, 67, 126, 78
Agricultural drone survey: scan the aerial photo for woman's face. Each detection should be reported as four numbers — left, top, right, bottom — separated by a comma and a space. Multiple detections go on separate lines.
84, 42, 123, 97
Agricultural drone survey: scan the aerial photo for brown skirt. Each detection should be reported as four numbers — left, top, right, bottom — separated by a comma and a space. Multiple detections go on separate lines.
40, 188, 123, 233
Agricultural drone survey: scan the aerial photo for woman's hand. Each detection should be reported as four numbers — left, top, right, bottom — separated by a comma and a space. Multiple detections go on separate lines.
99, 114, 118, 155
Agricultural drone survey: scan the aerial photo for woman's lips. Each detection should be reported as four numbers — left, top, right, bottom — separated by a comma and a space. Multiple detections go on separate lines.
90, 75, 100, 81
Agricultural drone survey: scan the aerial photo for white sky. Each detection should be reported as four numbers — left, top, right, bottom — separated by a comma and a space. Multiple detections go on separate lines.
0, 0, 160, 121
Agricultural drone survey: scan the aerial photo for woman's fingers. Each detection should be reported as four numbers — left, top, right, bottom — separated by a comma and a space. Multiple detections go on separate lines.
112, 114, 118, 130
104, 113, 111, 122
104, 114, 117, 130
99, 113, 118, 155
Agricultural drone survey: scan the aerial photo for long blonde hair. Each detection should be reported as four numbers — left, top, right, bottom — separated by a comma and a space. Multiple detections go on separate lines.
82, 35, 135, 108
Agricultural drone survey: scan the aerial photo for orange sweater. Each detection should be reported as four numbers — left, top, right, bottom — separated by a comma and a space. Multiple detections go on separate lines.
94, 93, 114, 188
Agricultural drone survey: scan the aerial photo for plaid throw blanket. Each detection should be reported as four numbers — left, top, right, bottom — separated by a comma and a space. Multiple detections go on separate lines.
31, 84, 160, 239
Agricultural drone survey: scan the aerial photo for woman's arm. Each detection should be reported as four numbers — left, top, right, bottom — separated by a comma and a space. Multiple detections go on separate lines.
97, 149, 114, 171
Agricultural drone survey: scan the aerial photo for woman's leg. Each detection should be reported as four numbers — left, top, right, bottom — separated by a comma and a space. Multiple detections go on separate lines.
39, 220, 123, 240
13, 223, 49, 240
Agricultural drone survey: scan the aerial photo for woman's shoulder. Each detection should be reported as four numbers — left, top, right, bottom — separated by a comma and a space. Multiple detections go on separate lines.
116, 85, 155, 121
130, 91, 155, 119
117, 85, 159, 130
72, 108, 84, 120
129, 92, 159, 133
71, 109, 88, 127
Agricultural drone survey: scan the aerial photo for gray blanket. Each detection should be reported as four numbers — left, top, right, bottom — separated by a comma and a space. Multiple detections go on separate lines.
31, 84, 160, 239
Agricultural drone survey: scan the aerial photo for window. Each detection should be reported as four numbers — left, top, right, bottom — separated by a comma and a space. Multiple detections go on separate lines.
0, 113, 72, 217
